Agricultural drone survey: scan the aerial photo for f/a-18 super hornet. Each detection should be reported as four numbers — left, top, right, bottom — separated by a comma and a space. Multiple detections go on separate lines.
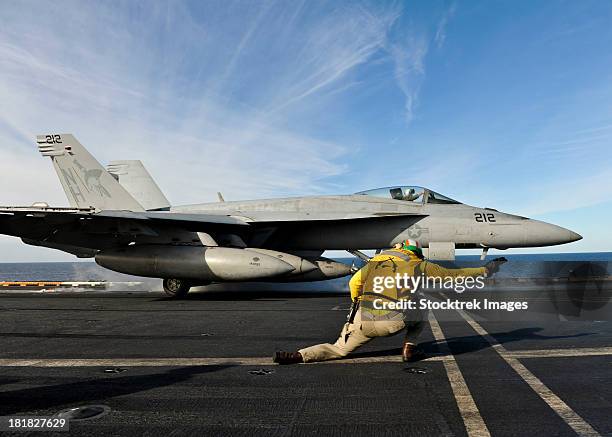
0, 134, 582, 297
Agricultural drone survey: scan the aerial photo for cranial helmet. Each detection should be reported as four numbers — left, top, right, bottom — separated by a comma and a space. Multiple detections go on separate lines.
400, 239, 423, 258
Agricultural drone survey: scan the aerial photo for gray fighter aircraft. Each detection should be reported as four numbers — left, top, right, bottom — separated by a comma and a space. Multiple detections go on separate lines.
0, 134, 581, 297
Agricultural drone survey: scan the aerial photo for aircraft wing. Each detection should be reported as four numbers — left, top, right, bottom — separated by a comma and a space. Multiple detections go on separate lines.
0, 207, 250, 253
0, 207, 248, 237
0, 206, 426, 256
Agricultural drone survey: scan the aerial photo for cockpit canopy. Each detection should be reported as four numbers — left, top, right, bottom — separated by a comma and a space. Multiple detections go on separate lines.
355, 186, 461, 205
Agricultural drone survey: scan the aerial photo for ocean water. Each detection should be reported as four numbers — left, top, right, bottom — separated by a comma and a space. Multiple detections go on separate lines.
0, 262, 141, 282
440, 252, 612, 279
0, 252, 609, 283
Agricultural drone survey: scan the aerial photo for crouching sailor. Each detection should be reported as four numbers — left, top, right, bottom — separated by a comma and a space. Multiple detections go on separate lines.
273, 240, 506, 364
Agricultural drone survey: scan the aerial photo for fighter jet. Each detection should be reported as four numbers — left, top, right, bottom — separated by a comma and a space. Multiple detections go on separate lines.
0, 134, 582, 297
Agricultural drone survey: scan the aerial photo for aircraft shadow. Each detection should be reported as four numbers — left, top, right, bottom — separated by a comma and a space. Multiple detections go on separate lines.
0, 365, 232, 415
155, 290, 346, 301
347, 327, 593, 360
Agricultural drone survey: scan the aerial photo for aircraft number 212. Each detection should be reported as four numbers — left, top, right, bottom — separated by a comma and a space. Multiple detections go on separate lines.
474, 213, 496, 223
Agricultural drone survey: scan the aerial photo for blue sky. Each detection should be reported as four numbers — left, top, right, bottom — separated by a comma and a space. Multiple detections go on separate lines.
0, 0, 610, 261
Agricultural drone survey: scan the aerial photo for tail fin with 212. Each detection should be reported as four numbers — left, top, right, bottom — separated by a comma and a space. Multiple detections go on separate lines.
36, 134, 144, 211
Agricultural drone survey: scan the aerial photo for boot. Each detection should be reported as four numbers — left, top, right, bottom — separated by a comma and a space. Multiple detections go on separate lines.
402, 342, 425, 362
273, 351, 304, 365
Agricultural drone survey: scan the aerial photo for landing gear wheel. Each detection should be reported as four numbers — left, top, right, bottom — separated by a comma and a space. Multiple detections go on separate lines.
163, 278, 191, 298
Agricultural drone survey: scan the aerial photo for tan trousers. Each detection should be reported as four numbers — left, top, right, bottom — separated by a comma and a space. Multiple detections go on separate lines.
299, 309, 424, 363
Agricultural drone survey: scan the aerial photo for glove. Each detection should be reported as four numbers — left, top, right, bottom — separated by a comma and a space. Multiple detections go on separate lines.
485, 257, 507, 275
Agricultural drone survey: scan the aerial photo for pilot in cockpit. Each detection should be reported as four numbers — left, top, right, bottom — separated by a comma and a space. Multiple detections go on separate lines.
402, 188, 422, 201
390, 187, 422, 202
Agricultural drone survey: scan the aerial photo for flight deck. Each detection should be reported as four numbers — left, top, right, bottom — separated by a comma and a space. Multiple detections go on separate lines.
0, 289, 611, 436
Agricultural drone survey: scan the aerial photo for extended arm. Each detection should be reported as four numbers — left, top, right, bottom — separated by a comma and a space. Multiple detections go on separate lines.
421, 260, 487, 278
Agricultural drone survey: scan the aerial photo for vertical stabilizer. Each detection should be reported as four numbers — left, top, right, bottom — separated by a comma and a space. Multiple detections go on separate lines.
37, 134, 144, 211
107, 160, 171, 211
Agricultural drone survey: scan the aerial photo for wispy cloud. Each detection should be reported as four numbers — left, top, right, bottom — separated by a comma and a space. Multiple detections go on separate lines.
384, 4, 455, 123
0, 1, 404, 205
434, 3, 456, 49
387, 35, 429, 123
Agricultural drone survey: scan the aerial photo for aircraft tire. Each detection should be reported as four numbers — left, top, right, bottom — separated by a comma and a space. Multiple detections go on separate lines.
163, 278, 191, 298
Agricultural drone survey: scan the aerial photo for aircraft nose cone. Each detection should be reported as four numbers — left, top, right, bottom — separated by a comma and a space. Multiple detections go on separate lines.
567, 230, 582, 243
525, 220, 582, 247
